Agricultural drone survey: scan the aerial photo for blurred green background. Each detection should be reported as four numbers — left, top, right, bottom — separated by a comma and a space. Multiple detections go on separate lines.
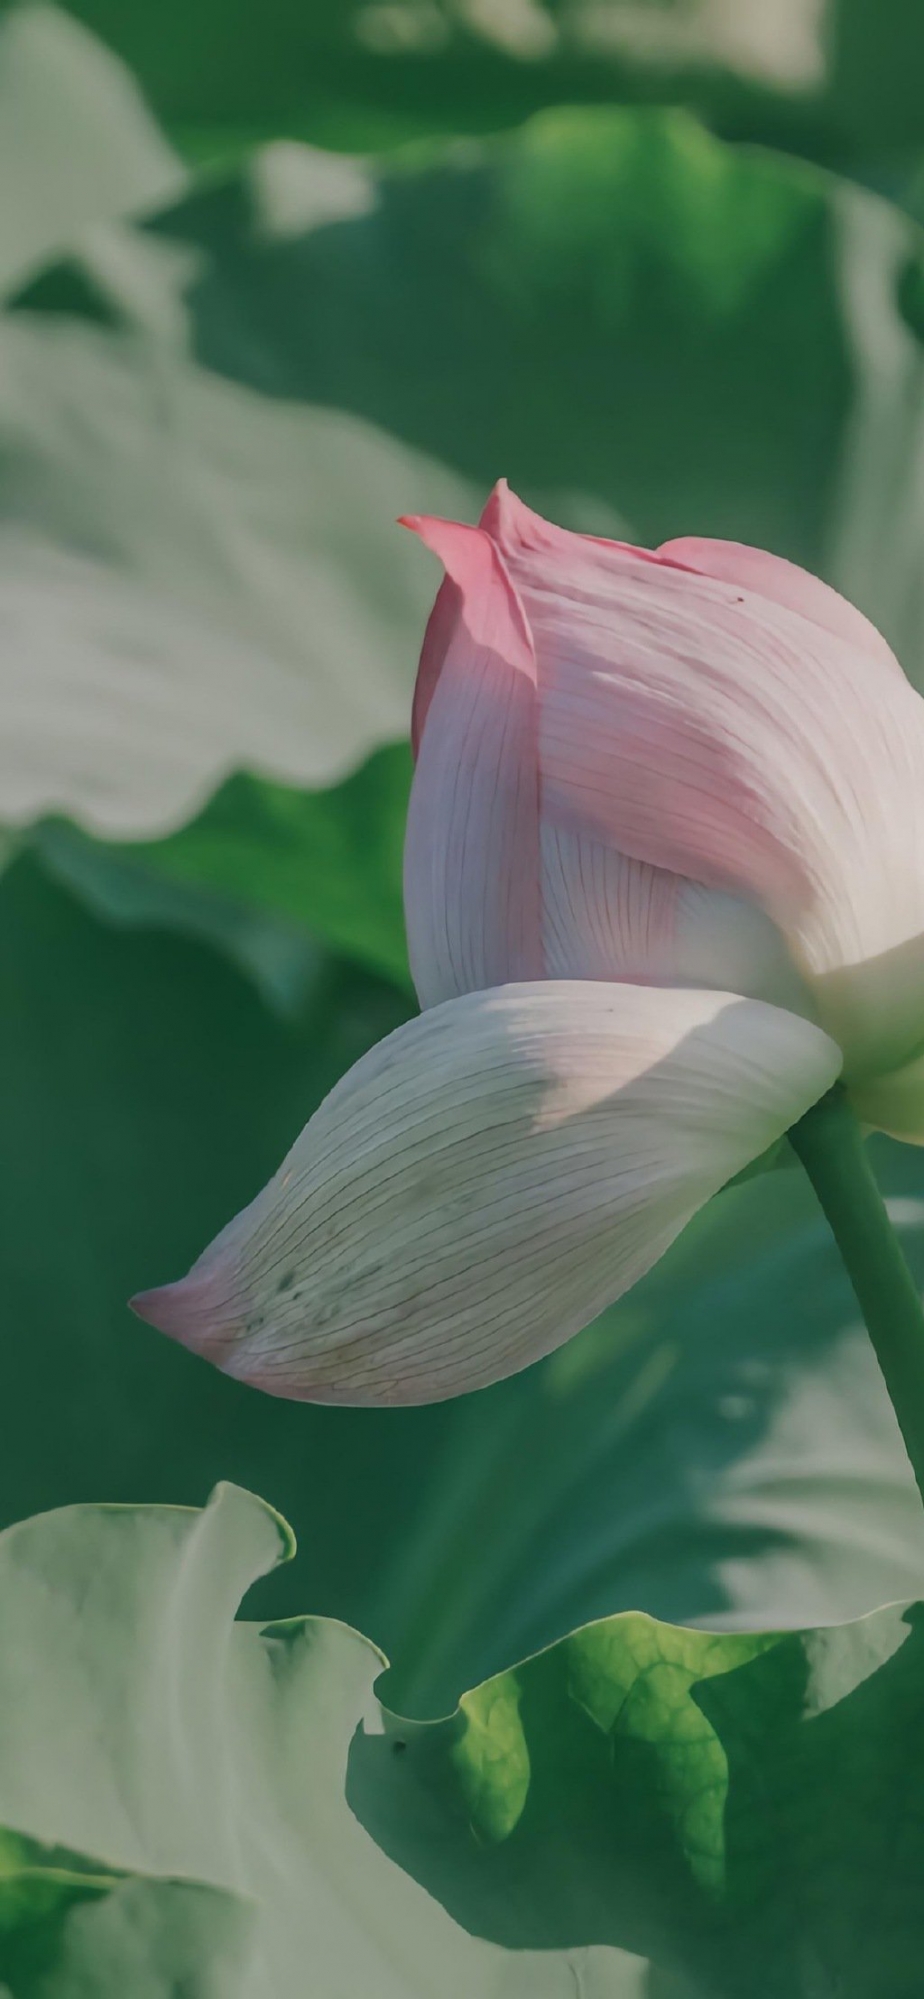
4, 0, 924, 1712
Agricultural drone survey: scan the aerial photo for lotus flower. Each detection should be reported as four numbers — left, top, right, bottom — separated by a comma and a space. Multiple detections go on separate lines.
132, 484, 924, 1404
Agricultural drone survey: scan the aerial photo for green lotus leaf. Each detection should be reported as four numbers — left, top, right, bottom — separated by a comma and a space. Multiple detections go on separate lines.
0, 1480, 920, 1998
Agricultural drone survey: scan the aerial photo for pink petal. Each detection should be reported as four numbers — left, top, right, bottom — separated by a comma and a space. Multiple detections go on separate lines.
402, 516, 542, 1008
481, 489, 814, 1006
479, 478, 562, 555
409, 572, 458, 761
480, 477, 678, 572
130, 982, 841, 1407
405, 499, 538, 759
406, 491, 809, 1008
486, 494, 924, 1078
659, 537, 900, 672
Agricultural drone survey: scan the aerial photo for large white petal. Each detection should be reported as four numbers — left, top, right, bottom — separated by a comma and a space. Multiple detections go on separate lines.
132, 983, 840, 1406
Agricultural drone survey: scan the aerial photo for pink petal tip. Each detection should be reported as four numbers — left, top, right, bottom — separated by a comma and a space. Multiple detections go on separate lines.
129, 1282, 189, 1336
129, 1268, 241, 1364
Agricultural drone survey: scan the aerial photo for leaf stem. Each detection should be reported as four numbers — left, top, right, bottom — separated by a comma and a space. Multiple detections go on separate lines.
789, 1084, 924, 1510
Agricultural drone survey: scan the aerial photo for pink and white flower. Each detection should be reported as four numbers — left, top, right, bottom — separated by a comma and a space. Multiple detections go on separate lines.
133, 484, 924, 1403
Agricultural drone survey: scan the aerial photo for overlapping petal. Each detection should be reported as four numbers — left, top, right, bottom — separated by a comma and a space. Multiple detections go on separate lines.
658, 536, 901, 672
131, 982, 840, 1407
539, 823, 810, 1010
406, 487, 818, 1018
466, 485, 924, 1079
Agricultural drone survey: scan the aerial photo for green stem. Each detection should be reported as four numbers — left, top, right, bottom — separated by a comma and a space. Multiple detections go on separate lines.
789, 1084, 924, 1510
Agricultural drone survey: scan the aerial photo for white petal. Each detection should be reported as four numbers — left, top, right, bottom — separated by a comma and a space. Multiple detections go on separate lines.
132, 983, 841, 1406
540, 821, 813, 1013
539, 822, 678, 983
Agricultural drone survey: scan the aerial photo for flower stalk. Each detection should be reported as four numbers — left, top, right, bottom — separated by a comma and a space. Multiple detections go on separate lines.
790, 1085, 924, 1509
